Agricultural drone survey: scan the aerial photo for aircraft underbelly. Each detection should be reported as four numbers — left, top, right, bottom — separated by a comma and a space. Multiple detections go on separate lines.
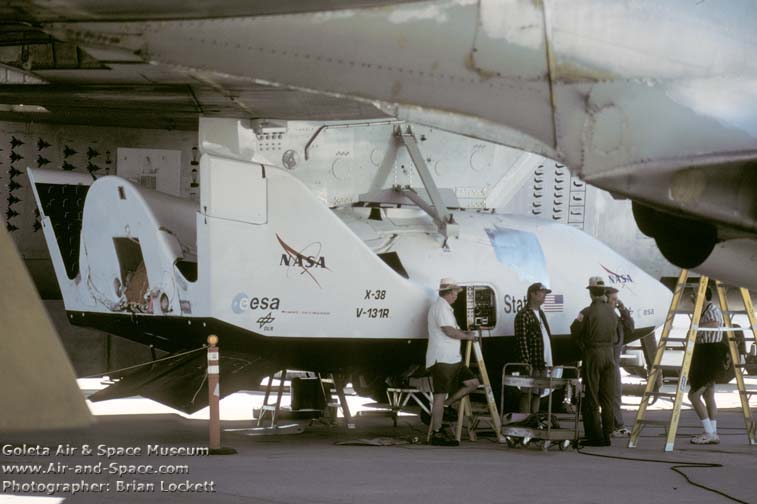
67, 309, 655, 375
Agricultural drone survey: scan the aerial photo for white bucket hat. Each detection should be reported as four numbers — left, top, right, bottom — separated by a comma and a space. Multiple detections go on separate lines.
439, 277, 462, 291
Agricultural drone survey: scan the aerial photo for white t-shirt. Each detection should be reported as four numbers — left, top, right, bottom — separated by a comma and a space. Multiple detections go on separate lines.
426, 296, 462, 368
534, 309, 553, 367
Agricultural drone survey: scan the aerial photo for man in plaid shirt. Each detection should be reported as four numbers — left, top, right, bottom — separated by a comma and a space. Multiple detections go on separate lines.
514, 282, 554, 414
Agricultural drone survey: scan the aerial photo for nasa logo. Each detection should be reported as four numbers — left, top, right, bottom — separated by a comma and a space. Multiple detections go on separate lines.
231, 293, 281, 314
503, 294, 528, 314
276, 233, 330, 288
601, 265, 634, 285
279, 255, 326, 268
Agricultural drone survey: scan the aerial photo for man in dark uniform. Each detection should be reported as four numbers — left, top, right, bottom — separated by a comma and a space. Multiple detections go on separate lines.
607, 288, 634, 437
571, 276, 618, 446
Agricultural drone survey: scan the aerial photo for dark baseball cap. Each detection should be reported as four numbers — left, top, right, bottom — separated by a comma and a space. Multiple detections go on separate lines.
527, 282, 552, 295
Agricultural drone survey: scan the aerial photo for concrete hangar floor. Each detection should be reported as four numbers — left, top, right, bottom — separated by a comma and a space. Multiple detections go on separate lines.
2, 382, 756, 504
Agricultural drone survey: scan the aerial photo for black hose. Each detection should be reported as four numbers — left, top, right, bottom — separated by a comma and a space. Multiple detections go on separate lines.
577, 446, 750, 504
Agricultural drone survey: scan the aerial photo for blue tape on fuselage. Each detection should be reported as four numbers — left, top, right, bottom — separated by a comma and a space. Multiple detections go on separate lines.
485, 226, 548, 284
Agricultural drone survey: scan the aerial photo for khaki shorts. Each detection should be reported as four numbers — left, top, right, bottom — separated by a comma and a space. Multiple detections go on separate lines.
429, 362, 477, 395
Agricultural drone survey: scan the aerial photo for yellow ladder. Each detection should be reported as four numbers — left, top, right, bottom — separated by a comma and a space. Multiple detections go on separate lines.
628, 269, 757, 451
455, 334, 503, 442
714, 282, 757, 446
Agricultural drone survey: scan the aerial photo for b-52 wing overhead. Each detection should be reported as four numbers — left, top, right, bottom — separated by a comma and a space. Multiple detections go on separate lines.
4, 0, 755, 287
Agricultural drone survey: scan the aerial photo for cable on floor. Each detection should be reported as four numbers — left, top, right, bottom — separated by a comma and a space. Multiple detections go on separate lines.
576, 446, 749, 504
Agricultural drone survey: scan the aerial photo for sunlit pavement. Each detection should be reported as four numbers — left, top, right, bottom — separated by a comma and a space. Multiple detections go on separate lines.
80, 373, 757, 421
78, 378, 387, 421
6, 311, 756, 504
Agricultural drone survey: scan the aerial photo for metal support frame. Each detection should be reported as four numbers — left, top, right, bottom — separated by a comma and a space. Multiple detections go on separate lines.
318, 373, 356, 429
257, 369, 287, 428
395, 125, 455, 241
386, 383, 433, 427
304, 119, 403, 160
400, 187, 448, 230
358, 124, 459, 244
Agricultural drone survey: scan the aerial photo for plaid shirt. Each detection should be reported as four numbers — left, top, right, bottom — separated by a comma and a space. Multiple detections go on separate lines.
515, 306, 552, 370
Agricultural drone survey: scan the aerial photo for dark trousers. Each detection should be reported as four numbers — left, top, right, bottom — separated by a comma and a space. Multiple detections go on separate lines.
613, 345, 623, 428
582, 347, 617, 443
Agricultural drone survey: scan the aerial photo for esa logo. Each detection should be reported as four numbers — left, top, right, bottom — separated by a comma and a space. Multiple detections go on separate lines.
232, 293, 281, 314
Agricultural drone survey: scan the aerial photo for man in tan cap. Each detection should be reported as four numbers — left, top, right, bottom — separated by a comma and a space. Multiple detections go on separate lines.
571, 276, 618, 446
426, 277, 480, 446
606, 287, 635, 437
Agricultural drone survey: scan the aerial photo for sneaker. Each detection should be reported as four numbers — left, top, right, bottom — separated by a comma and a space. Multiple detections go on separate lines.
690, 433, 720, 445
612, 427, 631, 437
430, 429, 459, 447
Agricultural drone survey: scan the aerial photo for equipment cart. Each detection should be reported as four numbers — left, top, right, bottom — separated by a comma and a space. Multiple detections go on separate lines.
500, 364, 582, 450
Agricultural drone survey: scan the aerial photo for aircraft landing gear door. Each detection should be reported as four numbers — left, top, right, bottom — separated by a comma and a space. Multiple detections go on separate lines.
452, 286, 497, 331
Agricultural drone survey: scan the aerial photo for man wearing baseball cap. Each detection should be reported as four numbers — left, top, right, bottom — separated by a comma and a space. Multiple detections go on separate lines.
606, 287, 635, 437
426, 277, 480, 446
571, 276, 618, 446
514, 282, 554, 414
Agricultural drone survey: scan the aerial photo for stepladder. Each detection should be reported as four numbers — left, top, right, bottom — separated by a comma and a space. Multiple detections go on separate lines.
455, 335, 503, 442
425, 335, 503, 443
257, 369, 288, 428
318, 373, 356, 429
628, 269, 757, 451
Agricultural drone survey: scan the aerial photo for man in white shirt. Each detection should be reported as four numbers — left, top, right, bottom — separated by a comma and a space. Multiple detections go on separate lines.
426, 278, 480, 446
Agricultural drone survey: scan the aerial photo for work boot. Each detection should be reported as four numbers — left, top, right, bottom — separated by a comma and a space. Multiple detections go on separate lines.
579, 438, 611, 447
430, 429, 459, 446
442, 406, 458, 422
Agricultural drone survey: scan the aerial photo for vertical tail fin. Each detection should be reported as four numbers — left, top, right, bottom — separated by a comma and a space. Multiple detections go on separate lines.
27, 168, 93, 283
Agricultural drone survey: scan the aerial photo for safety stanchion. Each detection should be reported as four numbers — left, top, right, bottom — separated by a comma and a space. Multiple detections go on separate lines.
207, 335, 237, 455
